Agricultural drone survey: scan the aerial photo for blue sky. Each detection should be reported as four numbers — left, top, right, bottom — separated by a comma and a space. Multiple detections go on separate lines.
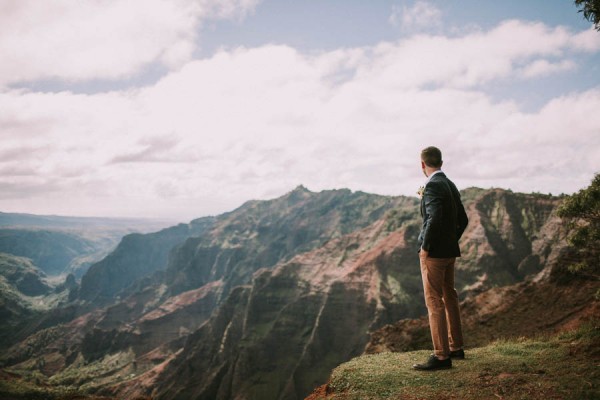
1, 0, 599, 220
200, 0, 593, 51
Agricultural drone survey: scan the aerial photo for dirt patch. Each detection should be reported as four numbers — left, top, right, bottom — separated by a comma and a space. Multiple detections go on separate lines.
304, 383, 330, 400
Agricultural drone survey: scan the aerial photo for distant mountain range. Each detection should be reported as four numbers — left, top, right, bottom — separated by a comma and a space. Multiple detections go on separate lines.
0, 212, 176, 278
0, 186, 572, 400
0, 211, 175, 231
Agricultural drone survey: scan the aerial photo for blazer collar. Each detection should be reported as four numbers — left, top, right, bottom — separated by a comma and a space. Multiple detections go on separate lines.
425, 170, 445, 184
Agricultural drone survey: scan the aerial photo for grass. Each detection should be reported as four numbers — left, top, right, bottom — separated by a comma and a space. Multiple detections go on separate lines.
313, 321, 599, 400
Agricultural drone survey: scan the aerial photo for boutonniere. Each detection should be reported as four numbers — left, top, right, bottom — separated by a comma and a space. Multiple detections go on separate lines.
417, 186, 425, 199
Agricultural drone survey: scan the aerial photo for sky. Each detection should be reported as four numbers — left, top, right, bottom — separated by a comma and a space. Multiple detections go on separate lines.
1, 0, 599, 221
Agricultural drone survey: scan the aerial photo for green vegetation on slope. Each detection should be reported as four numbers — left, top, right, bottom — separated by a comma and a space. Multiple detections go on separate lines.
311, 322, 599, 400
0, 369, 135, 400
0, 253, 51, 297
557, 173, 600, 278
0, 253, 74, 351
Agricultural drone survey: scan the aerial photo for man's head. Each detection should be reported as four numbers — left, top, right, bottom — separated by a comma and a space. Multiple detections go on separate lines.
421, 146, 443, 177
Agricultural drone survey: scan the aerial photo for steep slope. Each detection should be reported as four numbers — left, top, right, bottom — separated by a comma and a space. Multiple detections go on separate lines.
165, 186, 409, 297
78, 217, 215, 305
454, 188, 560, 291
148, 215, 421, 400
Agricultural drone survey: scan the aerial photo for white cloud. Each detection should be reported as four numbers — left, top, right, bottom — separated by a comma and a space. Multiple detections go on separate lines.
390, 1, 442, 32
1, 20, 599, 219
570, 27, 600, 51
361, 20, 584, 89
0, 0, 260, 87
520, 59, 576, 78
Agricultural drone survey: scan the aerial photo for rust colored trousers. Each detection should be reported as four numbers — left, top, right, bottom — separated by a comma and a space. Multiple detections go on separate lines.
419, 252, 464, 358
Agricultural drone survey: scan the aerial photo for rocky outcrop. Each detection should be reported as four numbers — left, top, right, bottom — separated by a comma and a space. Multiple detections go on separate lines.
454, 189, 561, 292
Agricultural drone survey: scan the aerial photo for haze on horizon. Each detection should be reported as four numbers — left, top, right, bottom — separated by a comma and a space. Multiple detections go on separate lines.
1, 0, 599, 221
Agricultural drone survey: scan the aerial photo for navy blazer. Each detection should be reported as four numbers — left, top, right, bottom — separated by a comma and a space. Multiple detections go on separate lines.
418, 172, 468, 258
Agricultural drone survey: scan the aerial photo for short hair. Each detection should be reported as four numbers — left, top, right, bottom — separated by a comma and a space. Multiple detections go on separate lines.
421, 146, 442, 168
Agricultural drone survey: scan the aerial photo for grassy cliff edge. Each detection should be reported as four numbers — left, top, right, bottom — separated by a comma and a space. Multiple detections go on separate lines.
307, 321, 599, 400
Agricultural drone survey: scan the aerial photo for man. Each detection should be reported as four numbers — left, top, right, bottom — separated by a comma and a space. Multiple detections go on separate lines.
413, 146, 468, 371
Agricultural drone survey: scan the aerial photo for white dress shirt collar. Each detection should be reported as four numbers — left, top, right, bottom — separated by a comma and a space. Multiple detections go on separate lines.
425, 169, 443, 184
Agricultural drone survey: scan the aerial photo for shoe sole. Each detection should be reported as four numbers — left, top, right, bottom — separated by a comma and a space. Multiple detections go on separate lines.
412, 365, 452, 371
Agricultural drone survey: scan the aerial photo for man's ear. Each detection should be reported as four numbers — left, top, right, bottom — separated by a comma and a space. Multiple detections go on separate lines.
421, 160, 426, 169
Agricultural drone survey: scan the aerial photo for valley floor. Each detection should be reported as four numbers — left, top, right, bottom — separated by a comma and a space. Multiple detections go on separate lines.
306, 321, 600, 400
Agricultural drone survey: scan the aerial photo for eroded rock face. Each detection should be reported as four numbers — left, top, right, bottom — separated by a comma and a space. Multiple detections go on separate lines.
456, 189, 561, 291
78, 217, 216, 306
364, 264, 597, 356
164, 187, 411, 297
153, 221, 409, 400
2, 187, 567, 400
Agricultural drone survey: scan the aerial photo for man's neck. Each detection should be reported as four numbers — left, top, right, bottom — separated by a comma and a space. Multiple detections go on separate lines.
426, 168, 442, 178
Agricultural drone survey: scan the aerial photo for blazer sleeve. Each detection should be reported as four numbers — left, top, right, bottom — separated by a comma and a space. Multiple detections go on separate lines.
421, 181, 444, 251
456, 195, 468, 240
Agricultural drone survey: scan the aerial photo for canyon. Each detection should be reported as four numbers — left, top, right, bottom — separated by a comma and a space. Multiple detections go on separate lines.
0, 185, 575, 399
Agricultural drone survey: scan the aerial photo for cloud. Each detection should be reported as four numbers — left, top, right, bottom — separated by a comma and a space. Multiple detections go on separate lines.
570, 27, 600, 51
361, 20, 590, 89
110, 136, 184, 164
519, 59, 576, 78
1, 20, 599, 219
0, 145, 48, 162
0, 0, 261, 87
390, 1, 442, 32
